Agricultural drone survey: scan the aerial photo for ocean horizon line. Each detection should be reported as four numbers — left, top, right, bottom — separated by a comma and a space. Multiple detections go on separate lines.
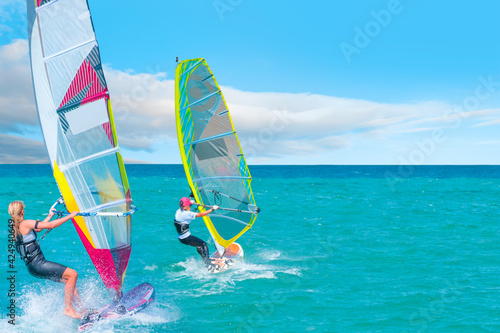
1, 163, 500, 167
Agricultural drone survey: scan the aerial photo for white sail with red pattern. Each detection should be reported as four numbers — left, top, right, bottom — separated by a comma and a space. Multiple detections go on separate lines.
27, 0, 133, 301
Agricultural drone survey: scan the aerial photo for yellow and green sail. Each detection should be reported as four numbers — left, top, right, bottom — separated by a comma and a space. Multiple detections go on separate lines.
175, 58, 259, 254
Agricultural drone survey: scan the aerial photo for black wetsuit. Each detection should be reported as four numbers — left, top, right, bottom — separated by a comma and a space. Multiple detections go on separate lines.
174, 209, 210, 266
16, 223, 67, 283
179, 235, 210, 265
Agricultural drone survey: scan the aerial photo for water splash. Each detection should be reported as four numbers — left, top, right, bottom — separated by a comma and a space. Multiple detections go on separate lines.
2, 277, 179, 333
166, 248, 303, 298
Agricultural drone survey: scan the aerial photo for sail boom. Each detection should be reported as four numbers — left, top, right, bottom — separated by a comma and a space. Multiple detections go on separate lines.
80, 210, 135, 217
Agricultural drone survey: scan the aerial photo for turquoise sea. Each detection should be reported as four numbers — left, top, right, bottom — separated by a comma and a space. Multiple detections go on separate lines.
1, 164, 500, 332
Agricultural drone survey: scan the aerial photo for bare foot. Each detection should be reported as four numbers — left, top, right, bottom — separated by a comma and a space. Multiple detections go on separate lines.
64, 308, 82, 319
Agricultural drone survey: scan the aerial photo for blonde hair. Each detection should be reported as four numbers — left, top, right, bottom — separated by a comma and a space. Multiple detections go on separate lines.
8, 201, 25, 238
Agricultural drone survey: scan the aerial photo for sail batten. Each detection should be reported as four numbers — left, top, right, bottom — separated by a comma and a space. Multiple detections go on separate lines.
211, 215, 251, 227
28, 0, 133, 300
85, 199, 131, 214
175, 58, 258, 251
185, 131, 235, 147
58, 147, 119, 172
178, 58, 204, 78
179, 89, 221, 112
57, 91, 108, 113
43, 38, 95, 62
197, 176, 251, 182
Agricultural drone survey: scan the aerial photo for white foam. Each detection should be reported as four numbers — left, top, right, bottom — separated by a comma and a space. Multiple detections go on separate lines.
279, 268, 302, 276
260, 250, 282, 261
165, 250, 305, 299
5, 277, 179, 332
144, 264, 158, 271
8, 283, 78, 332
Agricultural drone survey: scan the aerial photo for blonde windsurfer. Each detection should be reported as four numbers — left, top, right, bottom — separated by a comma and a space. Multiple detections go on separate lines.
8, 200, 84, 319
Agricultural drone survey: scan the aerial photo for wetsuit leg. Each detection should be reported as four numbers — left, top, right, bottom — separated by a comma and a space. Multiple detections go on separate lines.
26, 253, 68, 283
180, 235, 210, 265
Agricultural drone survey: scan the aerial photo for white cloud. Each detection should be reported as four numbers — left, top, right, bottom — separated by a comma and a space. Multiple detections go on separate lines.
104, 67, 175, 141
225, 91, 445, 139
0, 133, 48, 163
472, 114, 500, 127
0, 40, 38, 133
473, 140, 500, 146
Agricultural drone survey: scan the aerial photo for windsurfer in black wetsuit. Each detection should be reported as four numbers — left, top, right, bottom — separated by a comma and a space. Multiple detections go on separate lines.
174, 197, 219, 267
8, 200, 84, 319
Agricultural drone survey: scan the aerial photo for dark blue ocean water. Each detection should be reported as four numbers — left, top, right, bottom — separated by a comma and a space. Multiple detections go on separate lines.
1, 165, 500, 332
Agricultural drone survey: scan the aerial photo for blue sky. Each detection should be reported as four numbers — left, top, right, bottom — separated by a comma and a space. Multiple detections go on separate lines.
1, 0, 500, 164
